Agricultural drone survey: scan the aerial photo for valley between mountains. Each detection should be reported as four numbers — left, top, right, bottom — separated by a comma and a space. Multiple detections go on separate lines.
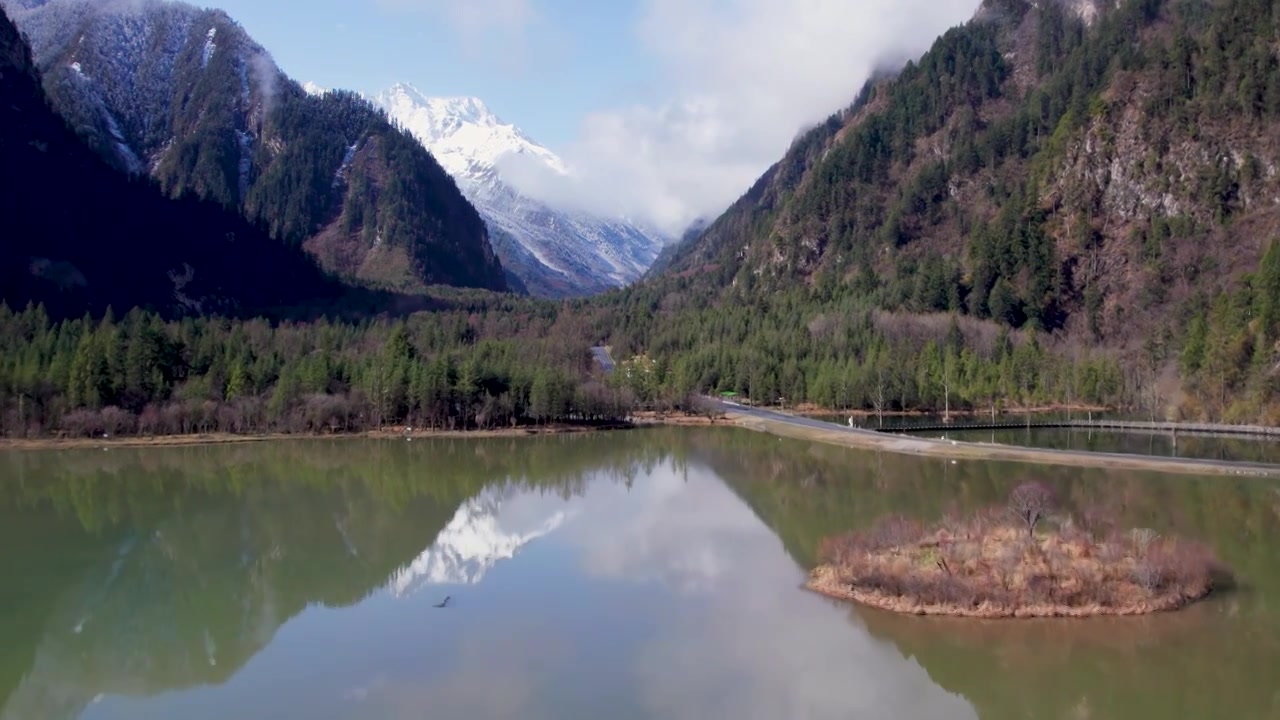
4, 0, 1280, 437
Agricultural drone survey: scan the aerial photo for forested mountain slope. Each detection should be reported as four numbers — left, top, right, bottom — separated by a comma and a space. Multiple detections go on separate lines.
620, 0, 1280, 421
0, 5, 350, 319
5, 0, 507, 293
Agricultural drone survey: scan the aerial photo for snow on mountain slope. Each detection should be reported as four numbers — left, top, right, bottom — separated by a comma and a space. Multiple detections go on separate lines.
388, 490, 567, 595
380, 90, 567, 180
374, 83, 667, 297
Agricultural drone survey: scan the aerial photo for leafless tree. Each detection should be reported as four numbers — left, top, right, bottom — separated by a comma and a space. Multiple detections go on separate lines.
1009, 481, 1056, 538
217, 403, 245, 434
61, 409, 101, 437
872, 365, 888, 429
138, 404, 162, 436
1130, 527, 1159, 553
159, 402, 186, 434
98, 406, 134, 436
1132, 562, 1161, 593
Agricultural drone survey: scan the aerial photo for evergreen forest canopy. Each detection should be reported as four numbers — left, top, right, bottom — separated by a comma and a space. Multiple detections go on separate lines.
605, 0, 1280, 422
7, 0, 1280, 437
0, 302, 633, 437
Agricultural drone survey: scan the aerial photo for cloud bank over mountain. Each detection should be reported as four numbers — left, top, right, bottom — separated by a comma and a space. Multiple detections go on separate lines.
503, 0, 981, 235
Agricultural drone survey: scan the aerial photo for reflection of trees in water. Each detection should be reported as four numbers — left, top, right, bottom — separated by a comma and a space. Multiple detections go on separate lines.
0, 433, 683, 529
704, 431, 1280, 580
853, 595, 1280, 720
10, 426, 1270, 720
703, 430, 1280, 720
0, 431, 688, 720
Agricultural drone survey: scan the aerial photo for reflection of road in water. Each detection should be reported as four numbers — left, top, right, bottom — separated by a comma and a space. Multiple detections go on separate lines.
939, 426, 1280, 464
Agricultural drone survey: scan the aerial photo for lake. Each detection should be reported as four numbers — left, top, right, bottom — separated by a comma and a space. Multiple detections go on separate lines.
935, 426, 1280, 464
2, 428, 1279, 719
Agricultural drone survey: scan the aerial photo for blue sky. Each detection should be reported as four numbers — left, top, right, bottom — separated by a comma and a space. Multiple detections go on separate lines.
202, 0, 657, 148
197, 0, 981, 234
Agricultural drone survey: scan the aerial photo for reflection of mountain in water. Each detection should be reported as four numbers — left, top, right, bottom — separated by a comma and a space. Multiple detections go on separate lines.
0, 435, 648, 720
389, 490, 567, 595
7, 430, 1272, 719
1, 486, 450, 720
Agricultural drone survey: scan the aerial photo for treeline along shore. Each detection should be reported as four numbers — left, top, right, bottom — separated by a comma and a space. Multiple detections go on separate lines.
1, 290, 1278, 445
0, 303, 642, 440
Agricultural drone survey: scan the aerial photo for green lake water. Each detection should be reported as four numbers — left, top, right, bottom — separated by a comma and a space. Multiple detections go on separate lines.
936, 426, 1280, 464
2, 428, 1279, 719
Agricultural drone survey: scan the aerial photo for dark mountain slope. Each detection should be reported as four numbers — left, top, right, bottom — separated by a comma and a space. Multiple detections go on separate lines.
6, 0, 507, 293
0, 5, 351, 319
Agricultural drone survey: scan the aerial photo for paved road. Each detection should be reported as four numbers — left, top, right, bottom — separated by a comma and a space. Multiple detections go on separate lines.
590, 346, 615, 374
709, 399, 1280, 478
712, 400, 880, 434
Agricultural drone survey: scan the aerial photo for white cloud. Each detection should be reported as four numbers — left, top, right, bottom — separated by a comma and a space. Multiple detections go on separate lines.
374, 0, 534, 68
508, 0, 982, 236
375, 0, 532, 36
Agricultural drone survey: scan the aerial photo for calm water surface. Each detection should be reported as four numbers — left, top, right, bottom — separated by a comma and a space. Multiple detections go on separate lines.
2, 428, 1279, 719
937, 426, 1280, 464
812, 411, 1280, 463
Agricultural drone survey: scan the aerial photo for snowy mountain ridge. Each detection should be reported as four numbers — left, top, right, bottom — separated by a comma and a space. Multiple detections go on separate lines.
372, 83, 667, 297
377, 84, 567, 179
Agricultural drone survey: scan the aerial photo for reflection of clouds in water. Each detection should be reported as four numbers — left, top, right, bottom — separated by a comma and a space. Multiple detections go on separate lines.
631, 567, 974, 720
580, 462, 975, 720
573, 460, 763, 593
367, 619, 572, 720
373, 460, 975, 720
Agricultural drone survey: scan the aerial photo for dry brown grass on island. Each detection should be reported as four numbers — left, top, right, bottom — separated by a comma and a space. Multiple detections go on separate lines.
808, 482, 1230, 618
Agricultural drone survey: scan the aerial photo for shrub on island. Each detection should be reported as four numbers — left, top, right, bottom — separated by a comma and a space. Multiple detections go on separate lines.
809, 482, 1229, 618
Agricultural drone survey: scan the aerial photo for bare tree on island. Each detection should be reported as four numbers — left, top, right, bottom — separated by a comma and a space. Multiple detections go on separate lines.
1009, 481, 1056, 538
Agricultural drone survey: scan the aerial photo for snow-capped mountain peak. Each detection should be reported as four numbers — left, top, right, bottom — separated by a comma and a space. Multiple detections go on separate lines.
372, 82, 665, 297
375, 83, 565, 180
400, 87, 491, 127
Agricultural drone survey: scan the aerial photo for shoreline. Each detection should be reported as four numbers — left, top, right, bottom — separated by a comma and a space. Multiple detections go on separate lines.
723, 410, 1280, 478
804, 566, 1211, 619
786, 403, 1112, 419
0, 412, 726, 451
6, 406, 1278, 479
0, 423, 635, 451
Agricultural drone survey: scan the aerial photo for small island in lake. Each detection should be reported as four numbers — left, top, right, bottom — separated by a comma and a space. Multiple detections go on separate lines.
809, 482, 1229, 618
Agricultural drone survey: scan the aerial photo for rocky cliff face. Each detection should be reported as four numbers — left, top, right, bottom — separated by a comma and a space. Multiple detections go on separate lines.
660, 0, 1280, 346
6, 0, 507, 293
0, 2, 353, 319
